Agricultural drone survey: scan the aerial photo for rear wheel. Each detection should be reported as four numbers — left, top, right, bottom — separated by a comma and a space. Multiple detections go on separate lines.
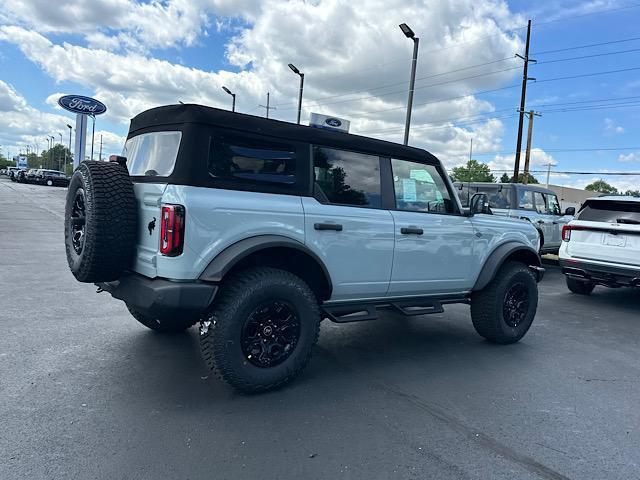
566, 277, 595, 295
127, 306, 197, 333
471, 261, 538, 344
200, 267, 320, 393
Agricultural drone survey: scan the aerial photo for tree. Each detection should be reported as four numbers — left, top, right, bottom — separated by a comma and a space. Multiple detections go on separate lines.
499, 173, 539, 184
585, 180, 618, 194
37, 144, 72, 171
451, 160, 495, 183
624, 189, 639, 196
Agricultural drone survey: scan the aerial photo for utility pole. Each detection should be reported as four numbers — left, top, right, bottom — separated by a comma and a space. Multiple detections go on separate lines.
545, 163, 552, 189
513, 19, 536, 182
99, 134, 103, 161
259, 92, 275, 118
523, 110, 541, 184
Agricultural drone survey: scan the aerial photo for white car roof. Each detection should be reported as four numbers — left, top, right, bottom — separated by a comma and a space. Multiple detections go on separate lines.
585, 195, 640, 203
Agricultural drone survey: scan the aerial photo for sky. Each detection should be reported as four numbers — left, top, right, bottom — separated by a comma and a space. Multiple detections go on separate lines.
0, 0, 639, 192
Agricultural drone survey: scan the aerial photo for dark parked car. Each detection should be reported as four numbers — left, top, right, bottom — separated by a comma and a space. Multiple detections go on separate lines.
15, 169, 34, 183
36, 169, 69, 187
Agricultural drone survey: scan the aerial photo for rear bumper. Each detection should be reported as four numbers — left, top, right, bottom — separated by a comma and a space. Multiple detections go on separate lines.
559, 258, 640, 288
96, 273, 218, 320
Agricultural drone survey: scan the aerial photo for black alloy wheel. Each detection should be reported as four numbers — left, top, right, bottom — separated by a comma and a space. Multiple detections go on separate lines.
502, 282, 530, 328
241, 300, 301, 368
70, 188, 86, 255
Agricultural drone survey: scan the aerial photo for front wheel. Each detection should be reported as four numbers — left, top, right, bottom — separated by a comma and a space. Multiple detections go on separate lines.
46, 179, 53, 186
471, 261, 538, 344
566, 277, 595, 295
199, 267, 321, 393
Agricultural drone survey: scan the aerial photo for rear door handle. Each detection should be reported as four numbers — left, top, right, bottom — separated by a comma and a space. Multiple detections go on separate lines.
314, 223, 343, 231
401, 227, 423, 235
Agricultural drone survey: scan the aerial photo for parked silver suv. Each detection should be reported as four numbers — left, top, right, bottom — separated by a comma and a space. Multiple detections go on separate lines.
455, 182, 574, 254
64, 104, 544, 392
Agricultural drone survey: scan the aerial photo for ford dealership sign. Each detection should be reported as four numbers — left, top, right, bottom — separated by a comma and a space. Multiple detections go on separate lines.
58, 95, 107, 115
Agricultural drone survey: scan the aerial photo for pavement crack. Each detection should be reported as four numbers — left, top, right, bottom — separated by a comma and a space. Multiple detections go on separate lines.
317, 345, 573, 480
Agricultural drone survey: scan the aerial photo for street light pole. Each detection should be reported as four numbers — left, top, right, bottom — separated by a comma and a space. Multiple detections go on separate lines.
58, 133, 63, 171
49, 135, 55, 169
222, 86, 236, 112
399, 23, 419, 146
288, 63, 305, 125
90, 114, 96, 161
67, 124, 73, 173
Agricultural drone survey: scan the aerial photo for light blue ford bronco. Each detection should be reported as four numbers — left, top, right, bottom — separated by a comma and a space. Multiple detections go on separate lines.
64, 104, 544, 393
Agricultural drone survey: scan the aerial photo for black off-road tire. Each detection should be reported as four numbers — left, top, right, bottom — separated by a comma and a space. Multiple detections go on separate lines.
127, 306, 198, 333
566, 277, 595, 295
200, 267, 321, 394
471, 261, 538, 344
64, 161, 137, 283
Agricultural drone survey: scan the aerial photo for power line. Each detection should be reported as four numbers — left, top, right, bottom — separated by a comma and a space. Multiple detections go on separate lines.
471, 147, 640, 156
357, 109, 517, 135
355, 84, 520, 116
279, 65, 521, 111
534, 3, 640, 27
276, 55, 518, 107
535, 65, 640, 84
533, 35, 640, 55
529, 94, 640, 108
533, 47, 640, 66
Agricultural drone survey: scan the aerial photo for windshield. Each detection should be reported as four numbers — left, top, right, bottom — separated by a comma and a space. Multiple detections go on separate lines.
123, 131, 182, 176
577, 200, 640, 223
458, 185, 511, 209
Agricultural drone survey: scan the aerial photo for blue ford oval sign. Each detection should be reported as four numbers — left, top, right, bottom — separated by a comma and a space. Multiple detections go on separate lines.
325, 117, 342, 127
58, 95, 107, 115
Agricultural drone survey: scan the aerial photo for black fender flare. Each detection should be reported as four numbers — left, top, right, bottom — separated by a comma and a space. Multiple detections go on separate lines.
198, 234, 333, 291
472, 242, 541, 291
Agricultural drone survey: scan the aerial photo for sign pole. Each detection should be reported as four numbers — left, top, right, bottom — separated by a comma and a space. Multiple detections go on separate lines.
74, 114, 87, 169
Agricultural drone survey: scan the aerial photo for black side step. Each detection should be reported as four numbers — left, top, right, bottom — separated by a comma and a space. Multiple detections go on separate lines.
390, 300, 444, 316
322, 305, 378, 323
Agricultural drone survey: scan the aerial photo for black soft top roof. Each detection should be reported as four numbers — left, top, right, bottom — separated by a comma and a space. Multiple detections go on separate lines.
129, 103, 438, 163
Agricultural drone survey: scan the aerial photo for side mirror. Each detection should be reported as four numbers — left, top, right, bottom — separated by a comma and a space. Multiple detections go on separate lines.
564, 207, 575, 216
470, 193, 492, 215
109, 155, 128, 166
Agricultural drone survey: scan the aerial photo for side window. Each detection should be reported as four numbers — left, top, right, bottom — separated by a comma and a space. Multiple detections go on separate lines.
313, 147, 381, 208
533, 192, 546, 214
545, 194, 561, 215
391, 159, 455, 214
209, 136, 297, 185
518, 189, 534, 210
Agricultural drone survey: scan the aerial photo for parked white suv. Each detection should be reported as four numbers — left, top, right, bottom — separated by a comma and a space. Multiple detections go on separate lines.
559, 195, 640, 294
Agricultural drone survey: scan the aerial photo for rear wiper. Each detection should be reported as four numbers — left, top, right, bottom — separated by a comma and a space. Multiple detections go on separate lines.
616, 218, 640, 225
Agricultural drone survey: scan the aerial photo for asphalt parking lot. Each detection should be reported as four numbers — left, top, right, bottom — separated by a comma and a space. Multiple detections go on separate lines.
1, 176, 639, 480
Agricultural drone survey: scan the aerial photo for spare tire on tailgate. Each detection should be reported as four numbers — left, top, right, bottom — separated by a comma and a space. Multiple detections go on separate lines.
64, 161, 138, 283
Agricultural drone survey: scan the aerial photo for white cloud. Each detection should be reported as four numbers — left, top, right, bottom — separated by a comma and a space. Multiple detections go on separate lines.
618, 152, 638, 163
0, 80, 76, 154
488, 147, 557, 177
0, 0, 527, 167
603, 117, 624, 135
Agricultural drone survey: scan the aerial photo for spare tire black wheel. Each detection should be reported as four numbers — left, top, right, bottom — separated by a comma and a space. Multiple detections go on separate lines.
64, 161, 138, 283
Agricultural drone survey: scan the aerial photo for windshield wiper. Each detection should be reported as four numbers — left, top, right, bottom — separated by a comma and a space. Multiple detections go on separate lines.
616, 218, 640, 225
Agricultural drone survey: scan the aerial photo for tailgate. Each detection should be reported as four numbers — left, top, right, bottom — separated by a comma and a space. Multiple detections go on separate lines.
131, 182, 167, 278
567, 220, 640, 267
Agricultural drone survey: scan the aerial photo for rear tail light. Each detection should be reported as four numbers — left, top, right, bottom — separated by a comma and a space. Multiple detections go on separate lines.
160, 204, 185, 256
562, 225, 586, 242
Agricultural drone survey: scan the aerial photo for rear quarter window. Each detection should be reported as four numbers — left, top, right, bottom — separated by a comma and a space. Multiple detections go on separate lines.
577, 200, 640, 223
124, 131, 182, 176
